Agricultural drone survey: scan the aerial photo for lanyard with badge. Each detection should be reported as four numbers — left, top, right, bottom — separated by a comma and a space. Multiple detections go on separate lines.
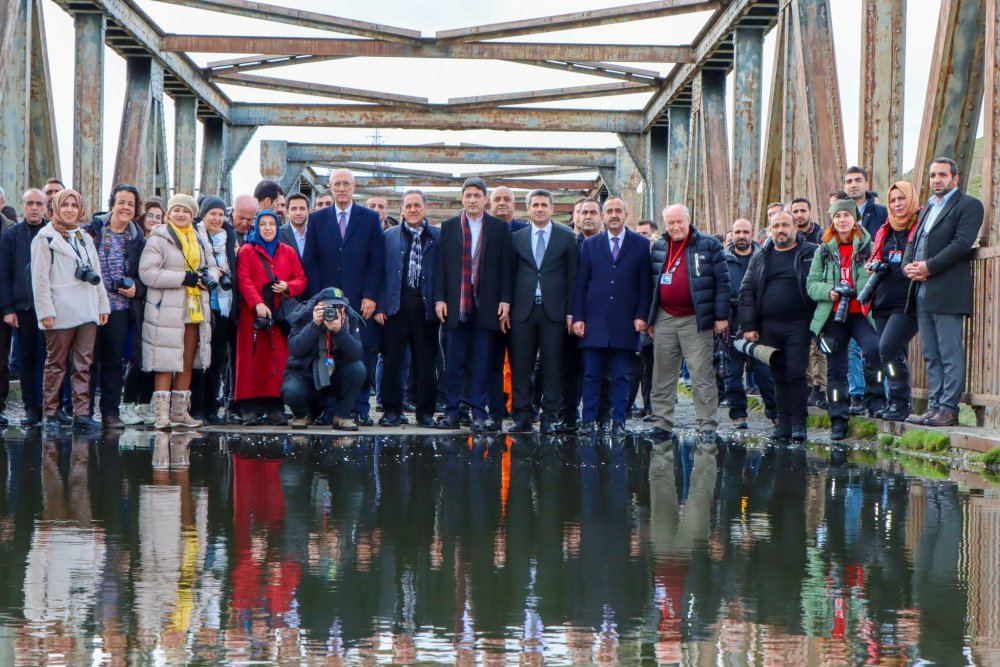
660, 237, 688, 285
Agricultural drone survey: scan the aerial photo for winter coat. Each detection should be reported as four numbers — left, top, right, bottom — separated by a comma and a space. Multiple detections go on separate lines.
857, 193, 889, 240
138, 223, 219, 373
805, 228, 874, 335
85, 213, 147, 324
724, 243, 761, 325
30, 223, 111, 329
647, 226, 730, 332
234, 242, 307, 401
284, 292, 364, 385
378, 222, 440, 321
0, 220, 44, 314
737, 236, 817, 333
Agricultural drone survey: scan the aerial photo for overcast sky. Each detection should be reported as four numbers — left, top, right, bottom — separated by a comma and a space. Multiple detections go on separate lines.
37, 0, 950, 202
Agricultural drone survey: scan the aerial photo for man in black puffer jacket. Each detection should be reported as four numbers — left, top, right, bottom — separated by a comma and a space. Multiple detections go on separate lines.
645, 204, 730, 440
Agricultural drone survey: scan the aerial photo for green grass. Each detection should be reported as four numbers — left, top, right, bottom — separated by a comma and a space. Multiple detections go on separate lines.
807, 414, 831, 429
747, 395, 764, 414
897, 429, 951, 453
980, 448, 1000, 469
878, 434, 897, 448
959, 404, 978, 427
848, 420, 878, 439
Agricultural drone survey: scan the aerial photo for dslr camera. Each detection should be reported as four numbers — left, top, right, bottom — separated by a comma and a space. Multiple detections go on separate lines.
857, 259, 889, 307
75, 263, 101, 286
254, 316, 273, 331
323, 305, 342, 322
198, 268, 218, 291
218, 270, 233, 291
832, 280, 856, 323
110, 276, 134, 292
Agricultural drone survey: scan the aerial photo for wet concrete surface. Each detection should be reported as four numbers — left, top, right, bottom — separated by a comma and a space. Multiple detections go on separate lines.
0, 398, 998, 665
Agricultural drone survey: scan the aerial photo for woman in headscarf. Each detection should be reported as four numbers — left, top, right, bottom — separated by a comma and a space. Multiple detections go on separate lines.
866, 181, 921, 421
234, 210, 306, 425
31, 188, 110, 430
138, 194, 219, 429
806, 198, 883, 440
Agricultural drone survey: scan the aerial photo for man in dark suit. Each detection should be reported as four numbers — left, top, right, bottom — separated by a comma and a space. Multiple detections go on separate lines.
903, 157, 984, 427
375, 190, 440, 428
302, 168, 385, 425
572, 196, 652, 436
279, 192, 309, 258
434, 177, 512, 432
508, 189, 578, 434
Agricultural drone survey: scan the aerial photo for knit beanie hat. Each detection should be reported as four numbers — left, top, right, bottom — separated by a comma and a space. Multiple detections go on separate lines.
828, 198, 858, 221
197, 195, 227, 219
167, 193, 199, 218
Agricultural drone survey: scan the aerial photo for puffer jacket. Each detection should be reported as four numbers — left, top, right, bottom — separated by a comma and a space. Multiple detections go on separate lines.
138, 223, 220, 373
805, 228, 874, 335
30, 223, 111, 329
284, 291, 364, 384
737, 235, 817, 333
724, 242, 761, 326
647, 225, 730, 331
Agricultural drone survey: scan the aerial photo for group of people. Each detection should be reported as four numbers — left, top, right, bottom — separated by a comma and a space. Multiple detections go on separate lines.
0, 156, 982, 441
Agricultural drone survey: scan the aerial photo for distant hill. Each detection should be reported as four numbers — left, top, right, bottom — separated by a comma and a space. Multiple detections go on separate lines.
901, 136, 984, 198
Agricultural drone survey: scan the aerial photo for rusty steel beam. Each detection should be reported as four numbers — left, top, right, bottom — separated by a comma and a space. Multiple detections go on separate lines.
28, 0, 59, 189
214, 72, 430, 106
199, 117, 226, 195
159, 0, 422, 43
793, 0, 846, 216
150, 97, 169, 198
912, 0, 986, 202
73, 11, 105, 211
204, 54, 344, 74
354, 176, 595, 190
174, 96, 197, 193
665, 105, 690, 206
162, 35, 695, 64
731, 27, 763, 221
780, 6, 809, 209
983, 0, 1000, 245
283, 142, 617, 168
699, 70, 730, 232
647, 126, 669, 218
462, 166, 592, 179
114, 57, 155, 190
859, 0, 905, 198
0, 0, 30, 198
447, 82, 653, 108
222, 124, 255, 203
756, 6, 787, 228
510, 59, 665, 84
437, 0, 718, 41
230, 104, 644, 133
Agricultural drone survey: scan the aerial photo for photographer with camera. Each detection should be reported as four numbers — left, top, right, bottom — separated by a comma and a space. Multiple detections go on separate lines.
139, 194, 220, 429
738, 212, 817, 441
234, 210, 306, 425
861, 181, 921, 421
31, 189, 110, 430
281, 287, 366, 430
806, 199, 882, 440
85, 184, 146, 428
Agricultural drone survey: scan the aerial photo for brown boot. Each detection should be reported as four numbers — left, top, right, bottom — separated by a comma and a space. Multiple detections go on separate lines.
152, 391, 171, 430
924, 408, 958, 427
170, 390, 203, 429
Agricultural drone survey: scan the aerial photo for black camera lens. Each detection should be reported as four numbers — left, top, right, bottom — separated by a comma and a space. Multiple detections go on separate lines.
254, 317, 273, 331
199, 269, 219, 291
118, 276, 134, 290
75, 265, 102, 286
218, 272, 233, 291
323, 306, 340, 322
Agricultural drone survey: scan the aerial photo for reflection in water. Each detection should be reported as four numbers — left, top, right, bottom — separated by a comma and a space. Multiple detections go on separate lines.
0, 431, 997, 665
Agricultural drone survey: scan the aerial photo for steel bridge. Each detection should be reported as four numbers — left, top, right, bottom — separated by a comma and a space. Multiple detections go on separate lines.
1, 0, 1000, 423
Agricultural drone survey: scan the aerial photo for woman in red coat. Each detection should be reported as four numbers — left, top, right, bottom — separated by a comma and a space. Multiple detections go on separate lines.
235, 210, 306, 424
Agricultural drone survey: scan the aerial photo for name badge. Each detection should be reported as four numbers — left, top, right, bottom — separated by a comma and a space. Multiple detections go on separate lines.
888, 249, 902, 263
661, 272, 673, 285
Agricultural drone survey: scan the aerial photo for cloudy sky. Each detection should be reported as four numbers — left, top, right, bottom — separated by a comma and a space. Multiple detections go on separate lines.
37, 0, 952, 201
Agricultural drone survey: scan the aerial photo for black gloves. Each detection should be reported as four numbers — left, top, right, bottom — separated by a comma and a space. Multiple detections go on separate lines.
182, 272, 200, 287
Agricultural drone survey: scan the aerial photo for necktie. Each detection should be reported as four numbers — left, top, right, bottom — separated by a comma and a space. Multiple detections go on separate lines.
612, 236, 620, 261
534, 229, 546, 267
338, 211, 347, 239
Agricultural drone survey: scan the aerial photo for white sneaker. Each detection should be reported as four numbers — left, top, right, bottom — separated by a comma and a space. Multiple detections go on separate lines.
138, 403, 156, 426
120, 403, 144, 425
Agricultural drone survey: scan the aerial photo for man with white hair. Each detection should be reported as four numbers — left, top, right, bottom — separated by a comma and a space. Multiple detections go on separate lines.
645, 204, 730, 440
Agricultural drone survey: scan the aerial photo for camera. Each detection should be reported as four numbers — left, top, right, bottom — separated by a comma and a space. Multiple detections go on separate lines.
857, 259, 889, 307
323, 305, 342, 322
218, 271, 233, 291
75, 264, 101, 286
832, 280, 856, 323
254, 317, 273, 331
110, 276, 134, 292
199, 268, 218, 291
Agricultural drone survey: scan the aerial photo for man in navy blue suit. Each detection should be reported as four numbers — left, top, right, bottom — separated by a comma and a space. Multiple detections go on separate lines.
572, 197, 652, 436
301, 168, 385, 425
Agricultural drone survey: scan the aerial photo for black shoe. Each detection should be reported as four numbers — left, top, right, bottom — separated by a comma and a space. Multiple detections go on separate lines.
770, 424, 791, 440
643, 426, 673, 441
611, 421, 628, 437
484, 418, 501, 432
807, 386, 823, 407
226, 411, 243, 424
52, 410, 73, 425
205, 413, 226, 426
791, 428, 808, 443
354, 413, 374, 427
849, 397, 865, 416
508, 419, 533, 433
102, 414, 124, 429
313, 411, 332, 426
378, 413, 402, 427
242, 413, 261, 426
264, 412, 288, 426
831, 419, 848, 441
435, 415, 459, 430
471, 419, 488, 434
416, 414, 437, 428
578, 420, 597, 434
539, 421, 556, 435
556, 420, 577, 433
73, 415, 96, 431
402, 401, 416, 413
42, 415, 69, 429
21, 412, 41, 427
881, 402, 909, 422
598, 421, 611, 434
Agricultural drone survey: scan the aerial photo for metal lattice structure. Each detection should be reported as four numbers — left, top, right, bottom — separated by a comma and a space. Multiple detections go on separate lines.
2, 0, 1000, 422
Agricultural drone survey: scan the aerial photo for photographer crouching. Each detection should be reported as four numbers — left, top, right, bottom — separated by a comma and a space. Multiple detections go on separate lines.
738, 212, 817, 441
280, 288, 366, 430
806, 199, 883, 440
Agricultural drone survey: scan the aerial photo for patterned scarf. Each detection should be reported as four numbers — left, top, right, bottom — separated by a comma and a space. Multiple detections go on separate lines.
404, 221, 425, 288
458, 211, 484, 320
170, 222, 204, 323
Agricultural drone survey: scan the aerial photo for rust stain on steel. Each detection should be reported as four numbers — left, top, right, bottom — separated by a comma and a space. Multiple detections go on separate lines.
699, 70, 730, 234
286, 143, 617, 168
173, 95, 198, 193
161, 35, 695, 63
983, 0, 1000, 246
859, 0, 905, 197
665, 105, 691, 206
731, 27, 763, 222
72, 11, 105, 213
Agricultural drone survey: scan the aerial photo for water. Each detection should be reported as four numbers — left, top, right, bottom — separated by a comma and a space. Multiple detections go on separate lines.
0, 430, 998, 666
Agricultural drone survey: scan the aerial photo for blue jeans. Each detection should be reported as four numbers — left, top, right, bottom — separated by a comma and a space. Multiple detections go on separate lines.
848, 339, 864, 397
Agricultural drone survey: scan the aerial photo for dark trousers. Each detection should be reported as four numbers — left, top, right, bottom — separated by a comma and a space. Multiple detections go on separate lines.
725, 344, 778, 420
444, 321, 495, 420
875, 313, 918, 406
510, 303, 564, 423
581, 348, 630, 423
0, 321, 10, 411
759, 318, 812, 431
352, 345, 379, 417
824, 313, 882, 421
200, 312, 233, 417
561, 333, 611, 424
14, 309, 44, 415
91, 309, 130, 417
382, 298, 440, 419
282, 361, 367, 419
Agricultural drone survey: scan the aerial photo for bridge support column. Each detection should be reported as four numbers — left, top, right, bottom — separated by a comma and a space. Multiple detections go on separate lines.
665, 106, 690, 210
983, 0, 1000, 246
73, 11, 105, 210
647, 125, 669, 222
699, 70, 730, 234
173, 96, 197, 195
732, 27, 763, 223
114, 56, 167, 198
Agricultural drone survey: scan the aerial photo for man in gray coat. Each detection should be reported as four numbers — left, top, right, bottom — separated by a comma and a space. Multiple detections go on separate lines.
902, 157, 984, 427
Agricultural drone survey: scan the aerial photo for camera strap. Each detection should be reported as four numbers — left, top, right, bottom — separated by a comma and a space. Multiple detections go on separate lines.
68, 230, 91, 268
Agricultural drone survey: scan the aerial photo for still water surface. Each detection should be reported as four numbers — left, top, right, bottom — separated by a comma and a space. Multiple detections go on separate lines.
0, 430, 998, 665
